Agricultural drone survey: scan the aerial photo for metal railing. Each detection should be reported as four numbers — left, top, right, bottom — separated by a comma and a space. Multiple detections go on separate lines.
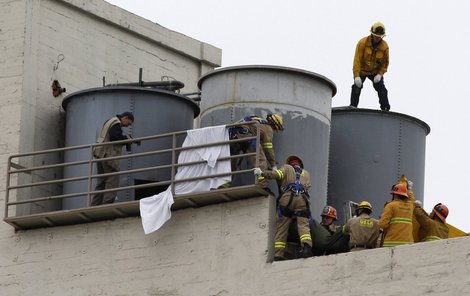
4, 122, 261, 220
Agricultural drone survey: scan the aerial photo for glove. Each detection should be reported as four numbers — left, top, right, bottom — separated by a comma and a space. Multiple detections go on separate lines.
354, 77, 362, 88
253, 167, 263, 176
414, 200, 422, 207
373, 74, 382, 83
271, 165, 278, 171
407, 180, 413, 190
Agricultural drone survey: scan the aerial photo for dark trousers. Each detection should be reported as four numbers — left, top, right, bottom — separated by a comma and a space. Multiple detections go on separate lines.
350, 75, 390, 111
91, 160, 119, 206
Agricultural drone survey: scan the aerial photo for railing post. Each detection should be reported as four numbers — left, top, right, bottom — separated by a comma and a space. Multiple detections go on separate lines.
4, 156, 12, 219
87, 145, 94, 206
255, 123, 261, 168
171, 133, 177, 195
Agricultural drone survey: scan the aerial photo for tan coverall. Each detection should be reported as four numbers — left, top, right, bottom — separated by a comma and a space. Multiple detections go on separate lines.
240, 118, 276, 188
344, 213, 380, 251
264, 164, 311, 258
378, 198, 414, 247
413, 206, 449, 242
91, 117, 125, 205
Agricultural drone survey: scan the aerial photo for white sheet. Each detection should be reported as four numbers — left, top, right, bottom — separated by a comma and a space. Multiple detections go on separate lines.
139, 188, 174, 235
174, 125, 231, 194
140, 125, 231, 234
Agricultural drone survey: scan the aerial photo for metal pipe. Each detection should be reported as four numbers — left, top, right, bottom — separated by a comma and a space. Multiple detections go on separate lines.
105, 80, 185, 91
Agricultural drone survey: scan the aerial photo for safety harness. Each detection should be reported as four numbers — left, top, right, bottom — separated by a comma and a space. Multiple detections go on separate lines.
228, 116, 269, 151
277, 165, 311, 220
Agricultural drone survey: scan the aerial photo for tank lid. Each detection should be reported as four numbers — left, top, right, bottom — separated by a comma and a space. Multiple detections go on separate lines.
332, 107, 431, 135
62, 86, 200, 117
197, 65, 337, 97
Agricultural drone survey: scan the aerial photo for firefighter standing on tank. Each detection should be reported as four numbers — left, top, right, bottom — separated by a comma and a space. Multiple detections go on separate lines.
255, 155, 313, 261
350, 22, 391, 111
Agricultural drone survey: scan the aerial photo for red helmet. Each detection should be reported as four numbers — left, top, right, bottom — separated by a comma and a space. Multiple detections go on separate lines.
432, 203, 449, 223
390, 183, 408, 198
286, 155, 304, 168
321, 205, 337, 220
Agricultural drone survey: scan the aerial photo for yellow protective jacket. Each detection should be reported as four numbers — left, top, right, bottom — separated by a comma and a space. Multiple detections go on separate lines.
378, 199, 414, 247
344, 213, 380, 248
353, 36, 389, 77
263, 164, 311, 191
413, 206, 449, 242
244, 117, 277, 167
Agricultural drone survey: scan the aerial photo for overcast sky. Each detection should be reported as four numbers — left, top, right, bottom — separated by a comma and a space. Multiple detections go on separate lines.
106, 0, 469, 231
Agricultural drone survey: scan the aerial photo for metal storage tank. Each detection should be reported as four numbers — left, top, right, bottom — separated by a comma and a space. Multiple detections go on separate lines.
62, 86, 199, 209
198, 65, 336, 216
328, 107, 431, 221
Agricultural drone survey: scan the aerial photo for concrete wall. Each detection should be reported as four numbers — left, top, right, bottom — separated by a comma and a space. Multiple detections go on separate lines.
0, 0, 221, 214
1, 196, 469, 295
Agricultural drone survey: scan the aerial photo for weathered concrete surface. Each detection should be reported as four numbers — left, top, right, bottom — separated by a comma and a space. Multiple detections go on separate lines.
1, 196, 469, 295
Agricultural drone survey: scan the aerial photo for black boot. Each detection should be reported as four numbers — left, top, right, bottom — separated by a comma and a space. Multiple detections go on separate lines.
300, 244, 313, 258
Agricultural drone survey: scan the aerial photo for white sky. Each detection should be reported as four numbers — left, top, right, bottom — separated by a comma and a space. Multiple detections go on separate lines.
106, 0, 469, 231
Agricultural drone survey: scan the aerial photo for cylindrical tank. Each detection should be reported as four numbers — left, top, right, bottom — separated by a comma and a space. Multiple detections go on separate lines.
198, 65, 337, 216
62, 86, 199, 209
328, 107, 430, 221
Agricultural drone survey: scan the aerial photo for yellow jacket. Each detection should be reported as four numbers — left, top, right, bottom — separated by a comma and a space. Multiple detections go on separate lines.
413, 206, 449, 242
243, 117, 277, 167
379, 199, 414, 247
263, 164, 311, 190
353, 36, 389, 77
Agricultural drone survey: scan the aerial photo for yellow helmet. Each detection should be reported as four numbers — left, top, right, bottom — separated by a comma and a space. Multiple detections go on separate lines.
356, 201, 372, 213
370, 22, 386, 37
266, 113, 284, 131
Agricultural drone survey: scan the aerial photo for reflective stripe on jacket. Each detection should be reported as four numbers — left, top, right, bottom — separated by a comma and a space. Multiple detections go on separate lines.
413, 206, 449, 242
353, 36, 389, 77
263, 164, 311, 191
243, 120, 276, 167
379, 199, 414, 247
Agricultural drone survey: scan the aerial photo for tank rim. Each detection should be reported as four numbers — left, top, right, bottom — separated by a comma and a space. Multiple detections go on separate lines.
62, 86, 200, 118
197, 65, 337, 97
332, 107, 431, 135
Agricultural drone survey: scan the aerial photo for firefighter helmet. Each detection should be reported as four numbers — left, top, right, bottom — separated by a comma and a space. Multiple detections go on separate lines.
356, 201, 373, 213
370, 22, 386, 37
286, 155, 304, 168
321, 205, 337, 220
432, 203, 449, 223
390, 183, 408, 198
266, 113, 284, 131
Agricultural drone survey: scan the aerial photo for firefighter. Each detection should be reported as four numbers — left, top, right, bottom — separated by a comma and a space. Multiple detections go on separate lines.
343, 201, 381, 251
378, 183, 414, 247
350, 22, 391, 111
91, 112, 135, 206
256, 155, 312, 260
320, 205, 341, 235
413, 202, 449, 242
232, 114, 283, 190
